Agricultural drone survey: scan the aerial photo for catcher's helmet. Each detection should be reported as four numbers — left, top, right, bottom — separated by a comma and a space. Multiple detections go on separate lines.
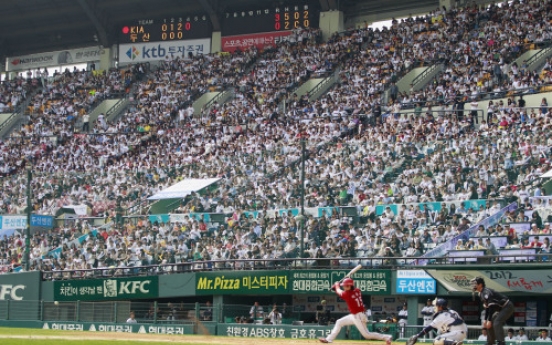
434, 298, 448, 308
342, 278, 354, 286
470, 276, 485, 291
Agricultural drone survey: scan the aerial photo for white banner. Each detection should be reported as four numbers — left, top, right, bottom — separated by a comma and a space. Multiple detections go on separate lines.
63, 204, 89, 216
170, 213, 189, 223
6, 47, 106, 72
0, 216, 27, 230
118, 38, 211, 63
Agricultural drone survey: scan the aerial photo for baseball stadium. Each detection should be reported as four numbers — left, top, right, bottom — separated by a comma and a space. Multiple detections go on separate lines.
0, 0, 552, 345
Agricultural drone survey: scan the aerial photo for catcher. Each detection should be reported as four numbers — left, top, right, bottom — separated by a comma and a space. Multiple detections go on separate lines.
406, 298, 466, 345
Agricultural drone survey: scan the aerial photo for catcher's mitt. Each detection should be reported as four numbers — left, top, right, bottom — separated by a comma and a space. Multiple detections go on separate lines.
405, 335, 418, 345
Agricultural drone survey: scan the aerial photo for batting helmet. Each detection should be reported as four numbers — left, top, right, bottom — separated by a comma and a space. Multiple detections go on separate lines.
342, 278, 354, 286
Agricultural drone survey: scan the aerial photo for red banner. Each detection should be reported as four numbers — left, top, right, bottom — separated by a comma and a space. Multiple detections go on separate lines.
221, 31, 293, 53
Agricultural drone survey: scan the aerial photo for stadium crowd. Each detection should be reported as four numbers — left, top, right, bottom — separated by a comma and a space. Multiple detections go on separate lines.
0, 74, 41, 113
0, 0, 551, 275
396, 0, 552, 110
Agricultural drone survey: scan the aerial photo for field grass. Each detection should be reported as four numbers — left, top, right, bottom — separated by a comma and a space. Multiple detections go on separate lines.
0, 328, 83, 336
0, 327, 209, 345
0, 326, 384, 345
0, 340, 155, 345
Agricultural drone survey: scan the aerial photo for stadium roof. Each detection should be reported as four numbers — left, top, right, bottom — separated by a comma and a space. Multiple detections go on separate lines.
0, 0, 441, 61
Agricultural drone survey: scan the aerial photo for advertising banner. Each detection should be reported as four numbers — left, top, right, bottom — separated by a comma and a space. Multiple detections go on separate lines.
170, 212, 211, 223
396, 270, 436, 294
221, 31, 293, 53
221, 324, 333, 339
5, 321, 332, 339
6, 47, 105, 71
54, 276, 158, 301
292, 294, 347, 313
45, 229, 97, 259
370, 295, 407, 316
0, 216, 27, 230
375, 199, 489, 217
317, 207, 340, 218
118, 38, 211, 63
290, 269, 390, 295
509, 222, 530, 234
426, 269, 552, 293
525, 301, 537, 326
41, 321, 194, 334
30, 214, 54, 228
196, 270, 289, 295
418, 202, 517, 265
0, 271, 41, 300
149, 214, 170, 224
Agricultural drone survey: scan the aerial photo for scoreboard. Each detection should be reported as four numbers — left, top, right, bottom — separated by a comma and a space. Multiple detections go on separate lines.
221, 3, 319, 36
119, 16, 212, 44
118, 2, 320, 44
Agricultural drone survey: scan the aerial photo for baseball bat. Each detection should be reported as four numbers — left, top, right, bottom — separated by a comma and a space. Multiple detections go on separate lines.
330, 264, 362, 290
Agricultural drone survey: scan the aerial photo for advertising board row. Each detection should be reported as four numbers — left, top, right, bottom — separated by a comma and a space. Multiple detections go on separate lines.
22, 321, 335, 339
7, 30, 295, 69
2, 267, 551, 301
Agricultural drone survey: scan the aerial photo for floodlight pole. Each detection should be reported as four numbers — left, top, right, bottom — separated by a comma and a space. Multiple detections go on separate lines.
24, 165, 32, 271
299, 137, 306, 257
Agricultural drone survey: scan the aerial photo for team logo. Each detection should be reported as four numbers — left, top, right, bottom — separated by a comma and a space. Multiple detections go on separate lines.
126, 47, 140, 60
442, 273, 477, 290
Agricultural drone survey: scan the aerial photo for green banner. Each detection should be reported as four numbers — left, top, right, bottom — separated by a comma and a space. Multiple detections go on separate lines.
54, 276, 158, 301
41, 321, 195, 334
196, 271, 289, 295
221, 323, 335, 339
290, 269, 391, 295
0, 271, 41, 301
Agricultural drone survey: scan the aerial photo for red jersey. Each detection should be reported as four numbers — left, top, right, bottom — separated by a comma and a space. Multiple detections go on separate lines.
338, 287, 366, 314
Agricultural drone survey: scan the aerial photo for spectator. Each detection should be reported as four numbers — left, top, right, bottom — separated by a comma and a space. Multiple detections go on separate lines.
249, 301, 264, 321
267, 305, 282, 325
478, 329, 488, 341
516, 328, 529, 341
202, 301, 213, 321
505, 329, 516, 341
536, 329, 552, 341
126, 311, 137, 323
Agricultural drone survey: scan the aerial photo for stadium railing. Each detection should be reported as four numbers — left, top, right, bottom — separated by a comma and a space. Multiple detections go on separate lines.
37, 253, 548, 281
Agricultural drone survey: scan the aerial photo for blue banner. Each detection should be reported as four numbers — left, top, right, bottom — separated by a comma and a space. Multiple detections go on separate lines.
149, 214, 170, 224
0, 228, 18, 238
317, 207, 340, 218
375, 199, 489, 216
279, 208, 299, 217
45, 229, 98, 259
396, 270, 436, 294
189, 212, 210, 222
416, 202, 518, 265
242, 211, 260, 219
30, 214, 54, 228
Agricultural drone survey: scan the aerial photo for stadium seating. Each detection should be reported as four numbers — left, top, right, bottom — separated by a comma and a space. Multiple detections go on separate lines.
1, 1, 552, 275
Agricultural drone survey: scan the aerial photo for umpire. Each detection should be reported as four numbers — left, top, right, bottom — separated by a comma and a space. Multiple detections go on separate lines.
470, 277, 514, 345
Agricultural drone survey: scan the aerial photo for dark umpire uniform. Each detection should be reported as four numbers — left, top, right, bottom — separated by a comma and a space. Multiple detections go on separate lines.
471, 277, 514, 345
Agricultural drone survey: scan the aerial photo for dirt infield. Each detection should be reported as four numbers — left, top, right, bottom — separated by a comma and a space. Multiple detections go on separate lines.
0, 332, 382, 345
